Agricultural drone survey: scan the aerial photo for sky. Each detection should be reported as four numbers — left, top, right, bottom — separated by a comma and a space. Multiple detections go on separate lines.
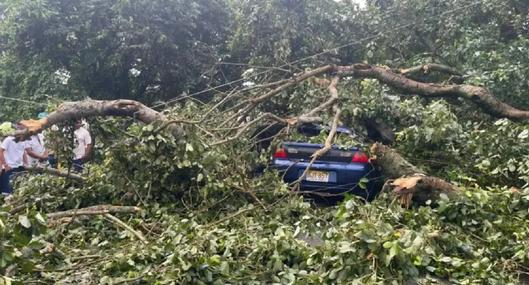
335, 0, 367, 8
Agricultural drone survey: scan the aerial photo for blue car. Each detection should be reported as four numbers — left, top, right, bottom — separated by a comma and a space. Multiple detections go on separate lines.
268, 124, 382, 201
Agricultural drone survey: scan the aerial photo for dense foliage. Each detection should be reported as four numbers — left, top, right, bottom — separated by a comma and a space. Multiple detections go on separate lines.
1, 0, 529, 284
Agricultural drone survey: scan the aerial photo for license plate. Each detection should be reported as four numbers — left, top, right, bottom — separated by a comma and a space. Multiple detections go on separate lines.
305, 170, 330, 182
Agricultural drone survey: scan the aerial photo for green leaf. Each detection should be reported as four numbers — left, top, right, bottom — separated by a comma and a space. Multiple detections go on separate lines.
358, 178, 369, 190
18, 215, 31, 229
34, 213, 46, 225
386, 244, 398, 266
518, 129, 529, 139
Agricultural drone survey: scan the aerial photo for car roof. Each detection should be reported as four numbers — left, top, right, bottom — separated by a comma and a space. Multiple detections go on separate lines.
297, 123, 354, 136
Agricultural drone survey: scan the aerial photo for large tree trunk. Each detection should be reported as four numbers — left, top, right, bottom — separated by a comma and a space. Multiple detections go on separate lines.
370, 143, 458, 206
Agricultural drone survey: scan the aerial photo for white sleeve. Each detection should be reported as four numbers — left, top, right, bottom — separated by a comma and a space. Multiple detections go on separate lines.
1, 138, 9, 150
39, 133, 45, 146
84, 129, 92, 145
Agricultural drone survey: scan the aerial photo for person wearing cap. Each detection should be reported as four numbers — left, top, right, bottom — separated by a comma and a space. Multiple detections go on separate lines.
0, 124, 28, 195
72, 120, 92, 172
25, 113, 49, 166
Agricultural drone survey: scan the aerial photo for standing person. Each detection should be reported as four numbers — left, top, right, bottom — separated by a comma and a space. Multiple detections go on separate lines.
25, 131, 48, 166
72, 120, 92, 172
47, 124, 60, 168
0, 125, 28, 195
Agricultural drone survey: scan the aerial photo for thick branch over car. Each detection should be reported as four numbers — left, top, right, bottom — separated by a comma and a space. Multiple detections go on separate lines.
19, 63, 529, 135
337, 64, 529, 120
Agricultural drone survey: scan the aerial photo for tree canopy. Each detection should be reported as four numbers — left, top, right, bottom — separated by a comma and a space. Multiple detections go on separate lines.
1, 0, 529, 284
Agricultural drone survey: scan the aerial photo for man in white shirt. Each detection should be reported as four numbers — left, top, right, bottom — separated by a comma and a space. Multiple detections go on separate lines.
72, 120, 92, 172
0, 128, 28, 195
25, 132, 48, 166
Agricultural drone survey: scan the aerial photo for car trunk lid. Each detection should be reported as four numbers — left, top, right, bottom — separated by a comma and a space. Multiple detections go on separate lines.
278, 142, 364, 163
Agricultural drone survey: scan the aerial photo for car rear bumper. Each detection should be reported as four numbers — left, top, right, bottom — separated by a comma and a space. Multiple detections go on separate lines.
271, 159, 382, 201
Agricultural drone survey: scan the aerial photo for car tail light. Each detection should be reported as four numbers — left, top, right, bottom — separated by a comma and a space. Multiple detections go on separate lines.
352, 151, 369, 163
273, 147, 287, 159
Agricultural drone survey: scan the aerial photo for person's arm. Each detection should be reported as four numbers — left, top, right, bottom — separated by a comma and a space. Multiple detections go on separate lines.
83, 143, 92, 161
26, 148, 47, 160
39, 134, 49, 161
23, 151, 28, 166
41, 149, 49, 161
0, 148, 10, 172
82, 130, 93, 161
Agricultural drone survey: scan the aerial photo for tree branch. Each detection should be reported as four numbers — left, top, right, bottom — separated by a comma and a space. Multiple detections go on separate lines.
399, 63, 463, 77
338, 64, 529, 121
370, 143, 458, 207
19, 99, 184, 138
25, 165, 84, 182
294, 77, 341, 187
104, 213, 147, 244
47, 205, 142, 219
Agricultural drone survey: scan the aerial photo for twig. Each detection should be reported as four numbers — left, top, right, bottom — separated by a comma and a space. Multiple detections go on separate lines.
104, 213, 147, 244
199, 89, 240, 124
213, 65, 335, 130
239, 65, 335, 119
70, 255, 101, 261
293, 77, 341, 188
204, 207, 255, 228
47, 205, 142, 219
230, 181, 266, 210
153, 118, 198, 134
113, 275, 145, 284
212, 113, 289, 146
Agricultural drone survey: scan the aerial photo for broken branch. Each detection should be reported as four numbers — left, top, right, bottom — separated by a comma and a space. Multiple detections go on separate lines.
104, 213, 147, 244
47, 205, 142, 220
294, 77, 341, 187
338, 64, 529, 121
399, 63, 463, 77
19, 99, 184, 139
25, 165, 84, 182
370, 143, 458, 207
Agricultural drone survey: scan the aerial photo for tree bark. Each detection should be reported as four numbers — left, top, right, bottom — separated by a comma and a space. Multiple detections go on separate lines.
399, 63, 463, 77
19, 99, 184, 139
370, 143, 458, 206
338, 64, 529, 121
26, 165, 84, 182
47, 205, 142, 219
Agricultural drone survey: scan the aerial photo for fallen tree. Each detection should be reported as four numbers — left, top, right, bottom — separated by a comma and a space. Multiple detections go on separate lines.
17, 63, 529, 135
13, 63, 529, 206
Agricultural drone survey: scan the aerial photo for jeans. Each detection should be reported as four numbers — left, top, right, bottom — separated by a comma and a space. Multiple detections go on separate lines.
48, 154, 58, 168
72, 159, 84, 173
0, 166, 25, 195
